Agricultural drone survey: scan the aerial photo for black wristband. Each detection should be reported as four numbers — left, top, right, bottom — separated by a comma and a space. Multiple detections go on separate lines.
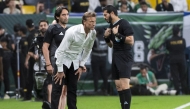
104, 37, 111, 43
115, 33, 126, 43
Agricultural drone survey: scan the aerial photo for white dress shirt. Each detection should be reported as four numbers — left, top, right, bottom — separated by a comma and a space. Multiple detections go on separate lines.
137, 8, 157, 13
170, 0, 188, 12
55, 24, 96, 72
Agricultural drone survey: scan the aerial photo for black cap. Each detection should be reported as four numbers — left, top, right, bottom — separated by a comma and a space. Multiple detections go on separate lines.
0, 37, 8, 43
26, 19, 34, 28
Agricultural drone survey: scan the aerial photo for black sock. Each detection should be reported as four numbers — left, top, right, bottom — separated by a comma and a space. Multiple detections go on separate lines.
123, 89, 131, 109
118, 91, 124, 109
118, 89, 132, 109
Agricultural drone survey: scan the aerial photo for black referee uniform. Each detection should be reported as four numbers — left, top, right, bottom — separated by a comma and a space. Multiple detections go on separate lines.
43, 24, 68, 109
166, 26, 188, 95
105, 18, 134, 109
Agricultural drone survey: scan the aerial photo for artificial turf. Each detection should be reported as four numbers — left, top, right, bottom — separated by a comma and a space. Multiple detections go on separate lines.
0, 95, 190, 109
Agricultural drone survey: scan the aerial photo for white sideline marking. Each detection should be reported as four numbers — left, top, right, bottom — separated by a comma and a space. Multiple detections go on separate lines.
174, 102, 190, 109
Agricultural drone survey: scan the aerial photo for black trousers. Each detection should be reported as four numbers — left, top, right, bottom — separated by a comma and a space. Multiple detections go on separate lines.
51, 63, 78, 109
91, 56, 107, 92
170, 60, 188, 94
2, 51, 12, 93
25, 58, 35, 99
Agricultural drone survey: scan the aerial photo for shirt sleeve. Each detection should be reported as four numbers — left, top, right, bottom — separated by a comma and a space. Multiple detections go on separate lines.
43, 25, 54, 44
79, 31, 96, 66
56, 29, 73, 72
122, 20, 134, 37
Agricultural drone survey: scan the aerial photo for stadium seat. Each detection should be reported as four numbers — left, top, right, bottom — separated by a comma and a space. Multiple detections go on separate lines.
22, 5, 36, 14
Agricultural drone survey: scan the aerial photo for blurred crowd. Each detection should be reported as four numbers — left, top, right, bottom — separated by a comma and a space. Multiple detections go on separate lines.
0, 0, 189, 15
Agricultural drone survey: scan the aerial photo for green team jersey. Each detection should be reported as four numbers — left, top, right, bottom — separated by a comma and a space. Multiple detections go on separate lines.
136, 71, 157, 85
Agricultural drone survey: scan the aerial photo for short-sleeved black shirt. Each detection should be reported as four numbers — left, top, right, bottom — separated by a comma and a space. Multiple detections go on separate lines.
43, 24, 68, 57
109, 19, 134, 61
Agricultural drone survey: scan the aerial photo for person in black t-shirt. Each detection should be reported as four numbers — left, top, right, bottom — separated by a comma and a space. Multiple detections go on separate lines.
166, 26, 188, 95
156, 0, 174, 12
42, 6, 69, 109
103, 5, 134, 109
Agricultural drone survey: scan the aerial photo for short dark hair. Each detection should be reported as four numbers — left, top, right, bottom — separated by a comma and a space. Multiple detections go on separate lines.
82, 12, 96, 24
13, 23, 21, 32
140, 1, 147, 6
54, 6, 69, 23
103, 5, 118, 16
173, 25, 180, 36
0, 37, 8, 43
38, 19, 49, 25
19, 26, 27, 34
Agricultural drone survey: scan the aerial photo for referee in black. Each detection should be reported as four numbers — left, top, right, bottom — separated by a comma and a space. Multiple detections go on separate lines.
102, 5, 134, 109
42, 6, 69, 109
166, 26, 188, 95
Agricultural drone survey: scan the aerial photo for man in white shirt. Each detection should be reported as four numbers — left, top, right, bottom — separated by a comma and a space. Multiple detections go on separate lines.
54, 12, 96, 109
137, 2, 157, 13
170, 0, 188, 12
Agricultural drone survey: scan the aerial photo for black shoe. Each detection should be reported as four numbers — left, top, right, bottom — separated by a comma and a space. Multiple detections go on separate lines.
42, 101, 51, 109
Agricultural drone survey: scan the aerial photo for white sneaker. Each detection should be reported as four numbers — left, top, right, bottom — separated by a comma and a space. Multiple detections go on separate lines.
4, 94, 10, 99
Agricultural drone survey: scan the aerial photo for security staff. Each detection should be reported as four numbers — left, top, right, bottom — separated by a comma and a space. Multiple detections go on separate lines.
166, 26, 188, 95
17, 26, 28, 98
91, 27, 108, 94
42, 6, 69, 109
23, 19, 37, 100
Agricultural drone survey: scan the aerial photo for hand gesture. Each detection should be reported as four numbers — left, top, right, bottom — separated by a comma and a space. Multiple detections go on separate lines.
112, 25, 119, 35
75, 68, 83, 81
104, 28, 111, 38
54, 72, 66, 85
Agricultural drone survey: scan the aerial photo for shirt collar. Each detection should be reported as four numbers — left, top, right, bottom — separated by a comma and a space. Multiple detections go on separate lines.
80, 24, 86, 34
56, 23, 62, 28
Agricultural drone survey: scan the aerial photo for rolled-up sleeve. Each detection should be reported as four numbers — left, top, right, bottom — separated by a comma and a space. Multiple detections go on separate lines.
56, 30, 73, 72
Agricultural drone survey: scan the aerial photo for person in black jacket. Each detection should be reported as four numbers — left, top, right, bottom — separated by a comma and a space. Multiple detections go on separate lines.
156, 0, 174, 12
166, 26, 188, 95
103, 5, 134, 109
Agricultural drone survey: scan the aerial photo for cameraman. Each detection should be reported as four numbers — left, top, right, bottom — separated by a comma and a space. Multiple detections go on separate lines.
24, 20, 49, 101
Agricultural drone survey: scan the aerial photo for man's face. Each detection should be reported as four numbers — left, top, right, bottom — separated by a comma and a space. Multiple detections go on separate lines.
140, 69, 147, 77
141, 4, 148, 12
84, 17, 96, 30
39, 22, 48, 34
57, 9, 69, 24
103, 10, 112, 23
121, 4, 128, 12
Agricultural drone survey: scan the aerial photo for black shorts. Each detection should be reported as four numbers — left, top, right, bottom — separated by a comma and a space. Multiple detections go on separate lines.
112, 53, 133, 79
46, 74, 53, 84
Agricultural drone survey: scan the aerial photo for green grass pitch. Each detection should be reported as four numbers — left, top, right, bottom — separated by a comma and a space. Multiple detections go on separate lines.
0, 95, 190, 109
